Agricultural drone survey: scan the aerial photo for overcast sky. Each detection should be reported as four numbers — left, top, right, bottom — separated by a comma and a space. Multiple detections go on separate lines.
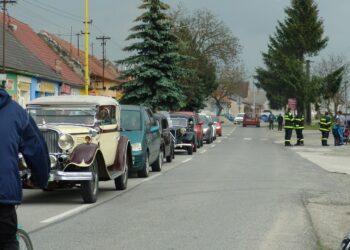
9, 0, 350, 79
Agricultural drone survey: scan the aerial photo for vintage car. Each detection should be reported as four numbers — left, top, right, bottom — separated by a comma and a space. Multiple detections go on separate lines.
154, 113, 175, 162
171, 111, 203, 149
22, 95, 132, 204
169, 116, 196, 155
120, 104, 162, 177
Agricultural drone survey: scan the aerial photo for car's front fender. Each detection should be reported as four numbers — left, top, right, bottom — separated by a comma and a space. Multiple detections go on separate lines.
67, 143, 99, 167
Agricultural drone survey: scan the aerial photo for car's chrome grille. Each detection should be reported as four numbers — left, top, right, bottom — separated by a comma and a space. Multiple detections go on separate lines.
41, 130, 60, 153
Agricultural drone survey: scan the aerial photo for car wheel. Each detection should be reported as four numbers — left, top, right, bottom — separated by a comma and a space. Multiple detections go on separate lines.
193, 140, 197, 152
166, 145, 173, 162
152, 150, 163, 172
138, 153, 150, 178
187, 144, 193, 155
115, 151, 128, 190
81, 158, 99, 204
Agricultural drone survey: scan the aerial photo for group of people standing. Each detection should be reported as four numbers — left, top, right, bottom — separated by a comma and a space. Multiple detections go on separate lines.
282, 109, 347, 147
320, 110, 347, 146
283, 108, 304, 146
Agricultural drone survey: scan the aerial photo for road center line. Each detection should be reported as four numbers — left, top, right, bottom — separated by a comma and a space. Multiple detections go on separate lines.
41, 204, 92, 224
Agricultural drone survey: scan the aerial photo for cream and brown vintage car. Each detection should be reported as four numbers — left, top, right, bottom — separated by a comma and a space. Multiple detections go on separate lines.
22, 95, 132, 203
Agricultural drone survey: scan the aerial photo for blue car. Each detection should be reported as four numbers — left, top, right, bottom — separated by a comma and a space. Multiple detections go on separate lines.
120, 105, 162, 177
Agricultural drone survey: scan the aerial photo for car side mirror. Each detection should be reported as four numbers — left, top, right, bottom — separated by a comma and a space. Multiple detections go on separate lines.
150, 126, 159, 133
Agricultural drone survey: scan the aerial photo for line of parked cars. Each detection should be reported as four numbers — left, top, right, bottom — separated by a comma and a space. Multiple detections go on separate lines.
19, 95, 224, 204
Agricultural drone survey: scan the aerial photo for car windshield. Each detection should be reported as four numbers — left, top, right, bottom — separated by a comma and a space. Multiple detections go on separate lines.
170, 118, 187, 127
121, 110, 141, 131
237, 113, 245, 117
28, 106, 96, 125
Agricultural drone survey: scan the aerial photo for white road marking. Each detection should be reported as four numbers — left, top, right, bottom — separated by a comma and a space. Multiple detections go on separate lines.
139, 173, 161, 183
41, 205, 92, 224
200, 150, 207, 154
243, 137, 252, 140
181, 158, 192, 163
211, 144, 216, 148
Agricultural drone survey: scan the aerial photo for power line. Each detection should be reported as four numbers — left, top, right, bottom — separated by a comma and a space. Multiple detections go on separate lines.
16, 3, 68, 30
29, 0, 83, 20
22, 0, 81, 22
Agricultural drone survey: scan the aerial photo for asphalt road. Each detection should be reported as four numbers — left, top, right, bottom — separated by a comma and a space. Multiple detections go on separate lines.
20, 124, 350, 250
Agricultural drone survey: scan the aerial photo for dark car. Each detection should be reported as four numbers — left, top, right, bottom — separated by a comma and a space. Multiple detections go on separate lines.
171, 111, 203, 149
169, 115, 196, 155
154, 113, 175, 162
199, 114, 213, 144
120, 105, 162, 177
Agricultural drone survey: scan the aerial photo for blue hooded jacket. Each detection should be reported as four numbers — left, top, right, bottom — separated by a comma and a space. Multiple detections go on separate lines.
0, 89, 50, 204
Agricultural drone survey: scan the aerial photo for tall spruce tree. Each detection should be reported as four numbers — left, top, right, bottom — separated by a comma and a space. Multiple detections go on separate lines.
116, 0, 185, 111
256, 0, 328, 122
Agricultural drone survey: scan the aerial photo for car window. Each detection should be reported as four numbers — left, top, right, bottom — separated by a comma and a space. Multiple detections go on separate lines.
146, 109, 157, 127
97, 105, 116, 125
121, 110, 141, 131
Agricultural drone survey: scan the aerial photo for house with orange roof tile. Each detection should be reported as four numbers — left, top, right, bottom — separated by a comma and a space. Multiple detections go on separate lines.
41, 32, 122, 99
0, 20, 63, 107
1, 13, 85, 102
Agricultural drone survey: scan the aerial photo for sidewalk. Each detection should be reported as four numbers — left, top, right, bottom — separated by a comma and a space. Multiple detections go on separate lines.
268, 128, 350, 175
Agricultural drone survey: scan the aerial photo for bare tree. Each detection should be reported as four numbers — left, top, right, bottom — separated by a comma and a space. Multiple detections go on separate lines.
212, 64, 246, 115
313, 54, 349, 114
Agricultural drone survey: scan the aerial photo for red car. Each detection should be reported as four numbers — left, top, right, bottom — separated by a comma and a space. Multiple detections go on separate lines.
211, 115, 223, 136
171, 111, 203, 148
243, 113, 260, 127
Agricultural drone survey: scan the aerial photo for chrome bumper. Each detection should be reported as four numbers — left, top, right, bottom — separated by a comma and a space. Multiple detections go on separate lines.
175, 143, 192, 148
48, 171, 93, 181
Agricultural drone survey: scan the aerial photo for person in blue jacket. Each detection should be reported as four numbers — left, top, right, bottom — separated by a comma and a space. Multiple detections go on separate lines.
0, 87, 50, 249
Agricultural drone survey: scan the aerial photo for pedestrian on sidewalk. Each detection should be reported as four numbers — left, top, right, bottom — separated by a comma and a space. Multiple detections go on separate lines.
268, 112, 275, 130
294, 110, 304, 146
284, 108, 294, 146
319, 111, 331, 146
335, 110, 346, 145
277, 114, 283, 131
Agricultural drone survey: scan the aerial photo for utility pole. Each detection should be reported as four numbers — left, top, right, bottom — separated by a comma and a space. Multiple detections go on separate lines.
1, 0, 16, 77
76, 32, 81, 56
96, 36, 110, 90
83, 0, 91, 95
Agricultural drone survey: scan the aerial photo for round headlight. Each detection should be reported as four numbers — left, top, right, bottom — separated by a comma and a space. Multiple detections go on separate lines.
49, 155, 57, 169
58, 134, 75, 151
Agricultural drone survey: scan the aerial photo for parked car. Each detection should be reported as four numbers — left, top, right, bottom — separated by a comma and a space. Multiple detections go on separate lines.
120, 105, 162, 177
260, 110, 272, 122
169, 116, 196, 155
224, 113, 235, 122
234, 113, 245, 124
206, 114, 217, 141
154, 113, 175, 162
171, 111, 203, 149
23, 95, 132, 203
243, 113, 261, 127
211, 115, 223, 136
199, 114, 213, 144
